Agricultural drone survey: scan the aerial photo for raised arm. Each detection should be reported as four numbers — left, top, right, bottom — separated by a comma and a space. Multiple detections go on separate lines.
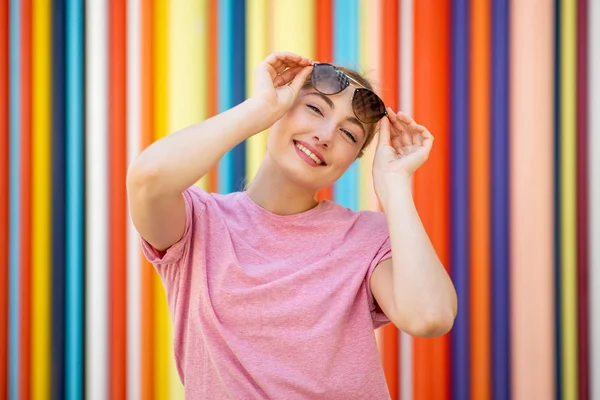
127, 52, 314, 251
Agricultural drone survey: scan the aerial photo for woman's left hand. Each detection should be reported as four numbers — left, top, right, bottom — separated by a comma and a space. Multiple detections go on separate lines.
372, 108, 434, 201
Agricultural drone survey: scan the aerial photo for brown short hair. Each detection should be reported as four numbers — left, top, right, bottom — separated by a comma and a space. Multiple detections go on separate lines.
303, 65, 379, 158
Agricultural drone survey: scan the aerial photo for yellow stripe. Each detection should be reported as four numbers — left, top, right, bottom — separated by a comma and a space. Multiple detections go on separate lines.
560, 0, 578, 398
170, 0, 209, 193
153, 0, 171, 398
166, 1, 209, 397
32, 1, 52, 398
359, 0, 381, 211
245, 0, 269, 183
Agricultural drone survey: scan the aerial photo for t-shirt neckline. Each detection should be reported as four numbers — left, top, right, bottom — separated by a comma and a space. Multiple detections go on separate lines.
239, 191, 329, 221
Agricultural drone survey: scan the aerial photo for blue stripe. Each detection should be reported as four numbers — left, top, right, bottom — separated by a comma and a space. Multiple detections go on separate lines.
553, 0, 563, 397
52, 0, 66, 398
491, 0, 510, 398
231, 0, 246, 191
218, 0, 233, 193
65, 0, 83, 397
333, 0, 359, 211
451, 0, 470, 399
8, 0, 21, 398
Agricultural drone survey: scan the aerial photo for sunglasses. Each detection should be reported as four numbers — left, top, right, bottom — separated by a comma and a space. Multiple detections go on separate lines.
310, 63, 387, 124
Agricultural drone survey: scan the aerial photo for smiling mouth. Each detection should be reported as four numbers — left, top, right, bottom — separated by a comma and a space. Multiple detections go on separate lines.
293, 140, 326, 166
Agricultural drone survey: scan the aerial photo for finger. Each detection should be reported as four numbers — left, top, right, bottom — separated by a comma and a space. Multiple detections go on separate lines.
273, 67, 303, 88
264, 52, 312, 76
391, 135, 404, 152
288, 65, 315, 96
386, 109, 409, 134
401, 132, 412, 147
377, 115, 392, 147
413, 133, 424, 147
395, 111, 414, 125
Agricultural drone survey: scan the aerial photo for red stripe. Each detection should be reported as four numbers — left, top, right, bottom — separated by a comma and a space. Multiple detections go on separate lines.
0, 0, 9, 398
19, 0, 32, 397
380, 1, 400, 398
577, 0, 589, 397
315, 0, 332, 201
413, 0, 451, 398
140, 1, 155, 397
207, 0, 218, 193
110, 0, 128, 398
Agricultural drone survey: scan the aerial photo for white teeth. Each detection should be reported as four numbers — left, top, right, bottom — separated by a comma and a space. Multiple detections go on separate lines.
295, 142, 323, 165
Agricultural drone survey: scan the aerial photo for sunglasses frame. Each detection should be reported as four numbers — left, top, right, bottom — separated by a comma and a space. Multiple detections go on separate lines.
310, 63, 388, 124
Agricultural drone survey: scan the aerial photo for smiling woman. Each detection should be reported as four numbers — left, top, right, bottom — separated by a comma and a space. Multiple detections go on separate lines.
126, 51, 457, 398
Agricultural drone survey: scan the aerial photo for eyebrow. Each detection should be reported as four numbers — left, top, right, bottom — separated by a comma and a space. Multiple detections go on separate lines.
304, 92, 366, 138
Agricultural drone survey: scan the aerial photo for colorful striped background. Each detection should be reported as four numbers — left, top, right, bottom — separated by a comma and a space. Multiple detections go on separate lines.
1, 1, 599, 399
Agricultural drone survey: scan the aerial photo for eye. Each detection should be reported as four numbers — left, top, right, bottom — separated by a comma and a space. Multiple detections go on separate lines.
341, 129, 357, 143
307, 104, 323, 116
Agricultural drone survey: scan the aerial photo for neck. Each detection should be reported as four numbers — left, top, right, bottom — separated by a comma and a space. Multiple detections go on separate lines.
245, 155, 320, 216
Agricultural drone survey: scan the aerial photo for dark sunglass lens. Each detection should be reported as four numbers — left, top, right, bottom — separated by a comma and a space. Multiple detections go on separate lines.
311, 64, 347, 95
353, 89, 386, 124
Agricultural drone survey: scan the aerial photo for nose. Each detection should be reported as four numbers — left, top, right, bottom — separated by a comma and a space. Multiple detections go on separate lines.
313, 124, 336, 148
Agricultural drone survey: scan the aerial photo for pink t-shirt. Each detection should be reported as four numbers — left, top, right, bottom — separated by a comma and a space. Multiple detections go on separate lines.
141, 186, 394, 399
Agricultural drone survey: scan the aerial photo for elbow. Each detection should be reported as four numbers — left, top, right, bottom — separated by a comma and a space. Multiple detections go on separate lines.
126, 158, 162, 198
401, 308, 456, 338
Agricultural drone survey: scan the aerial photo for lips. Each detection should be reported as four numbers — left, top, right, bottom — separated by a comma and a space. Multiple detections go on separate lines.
293, 140, 327, 166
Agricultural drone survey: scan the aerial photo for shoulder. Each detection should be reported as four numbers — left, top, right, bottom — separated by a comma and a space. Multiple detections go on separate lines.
323, 202, 389, 241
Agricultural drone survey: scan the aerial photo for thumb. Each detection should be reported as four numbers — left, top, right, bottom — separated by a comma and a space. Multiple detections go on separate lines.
288, 65, 314, 97
377, 116, 391, 148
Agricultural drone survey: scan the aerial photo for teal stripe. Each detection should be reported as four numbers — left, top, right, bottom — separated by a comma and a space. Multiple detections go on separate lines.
65, 0, 83, 397
333, 0, 359, 211
218, 0, 234, 193
8, 0, 21, 398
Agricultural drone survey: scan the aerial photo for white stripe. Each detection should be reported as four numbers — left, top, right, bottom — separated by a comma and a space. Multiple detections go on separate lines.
127, 0, 142, 398
85, 1, 108, 399
399, 1, 413, 399
589, 0, 600, 397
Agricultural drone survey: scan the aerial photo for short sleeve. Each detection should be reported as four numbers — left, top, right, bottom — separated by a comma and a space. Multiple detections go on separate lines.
365, 236, 393, 329
140, 186, 206, 266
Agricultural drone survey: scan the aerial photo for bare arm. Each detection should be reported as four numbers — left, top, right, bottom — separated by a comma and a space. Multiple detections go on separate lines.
127, 52, 314, 251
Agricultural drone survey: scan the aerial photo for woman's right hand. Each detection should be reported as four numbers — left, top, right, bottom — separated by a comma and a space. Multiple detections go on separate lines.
252, 52, 314, 121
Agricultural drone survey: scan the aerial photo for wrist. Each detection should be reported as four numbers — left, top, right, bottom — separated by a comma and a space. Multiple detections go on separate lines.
377, 173, 413, 211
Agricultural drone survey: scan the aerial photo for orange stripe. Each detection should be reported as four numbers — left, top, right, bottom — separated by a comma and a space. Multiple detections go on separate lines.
20, 0, 32, 397
207, 0, 218, 193
0, 0, 7, 395
140, 0, 154, 398
413, 0, 451, 398
469, 0, 491, 398
315, 0, 332, 201
109, 0, 128, 397
469, 0, 491, 397
379, 1, 399, 398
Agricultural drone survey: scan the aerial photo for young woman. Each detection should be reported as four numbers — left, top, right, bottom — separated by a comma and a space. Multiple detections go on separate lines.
127, 52, 457, 399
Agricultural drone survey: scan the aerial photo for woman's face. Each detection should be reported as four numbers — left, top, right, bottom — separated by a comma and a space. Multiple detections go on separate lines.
266, 87, 369, 191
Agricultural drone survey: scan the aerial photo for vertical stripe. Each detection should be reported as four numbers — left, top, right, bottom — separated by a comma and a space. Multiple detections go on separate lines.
491, 0, 509, 398
51, 0, 66, 396
332, 0, 359, 211
140, 0, 155, 397
231, 0, 246, 191
168, 0, 208, 397
510, 0, 555, 398
245, 0, 268, 184
399, 0, 413, 398
109, 0, 128, 397
85, 1, 109, 398
31, 0, 52, 397
589, 0, 600, 397
470, 0, 491, 397
153, 0, 170, 397
378, 0, 400, 398
8, 0, 21, 398
0, 0, 8, 396
315, 0, 333, 201
413, 0, 451, 398
207, 0, 218, 193
127, 0, 142, 398
576, 0, 589, 398
559, 0, 578, 397
65, 0, 83, 397
217, 0, 233, 193
19, 0, 32, 397
451, 0, 470, 398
